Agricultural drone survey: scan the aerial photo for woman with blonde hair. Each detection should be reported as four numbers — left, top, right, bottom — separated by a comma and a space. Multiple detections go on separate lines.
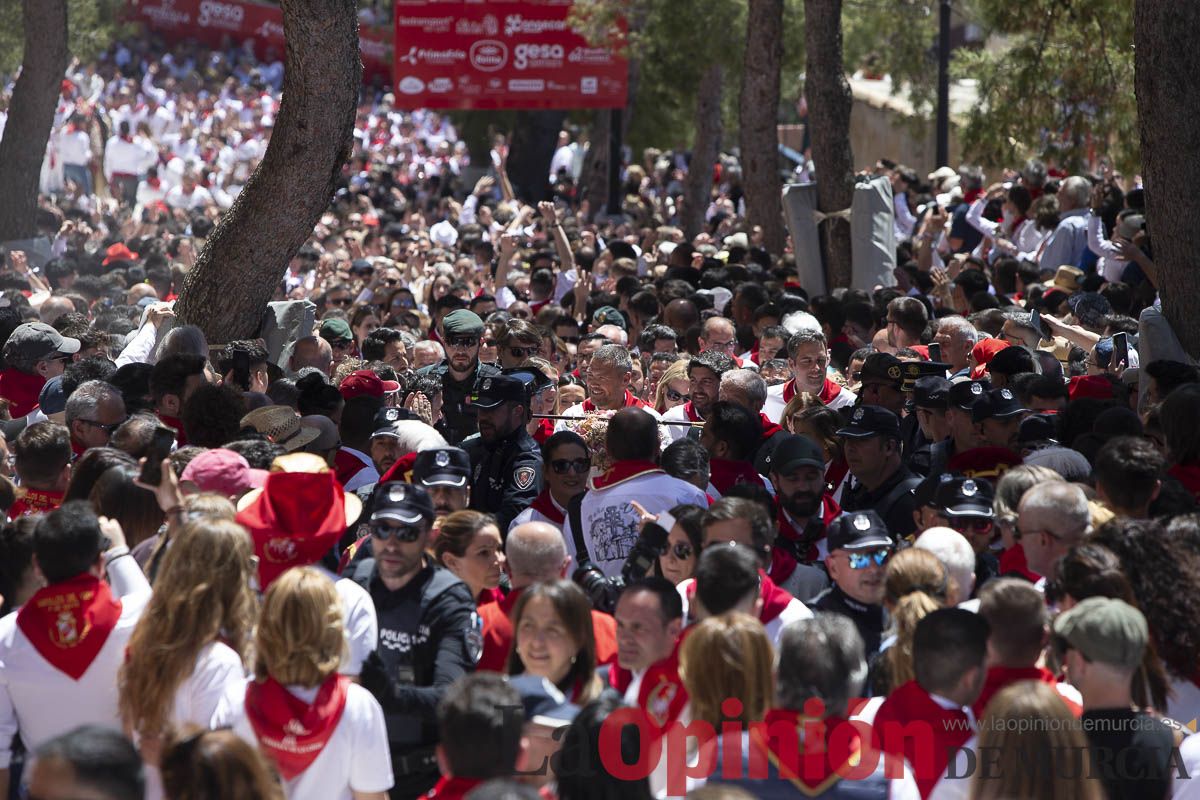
119, 518, 258, 799
214, 567, 393, 799
872, 548, 948, 695
653, 358, 691, 414
434, 509, 505, 605
969, 681, 1103, 800
680, 612, 774, 729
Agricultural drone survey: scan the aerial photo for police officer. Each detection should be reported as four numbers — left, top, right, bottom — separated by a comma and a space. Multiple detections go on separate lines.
419, 309, 500, 446
929, 378, 989, 476
353, 482, 479, 799
461, 372, 542, 533
413, 446, 472, 521
810, 510, 893, 658
905, 373, 952, 476
838, 405, 922, 541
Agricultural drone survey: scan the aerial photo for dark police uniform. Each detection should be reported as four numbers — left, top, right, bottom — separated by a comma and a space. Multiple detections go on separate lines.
836, 405, 921, 541
353, 483, 480, 800
903, 373, 952, 477
460, 373, 543, 534
418, 309, 501, 446
807, 511, 891, 658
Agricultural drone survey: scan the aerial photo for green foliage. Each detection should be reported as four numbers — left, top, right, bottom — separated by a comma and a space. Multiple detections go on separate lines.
0, 0, 130, 76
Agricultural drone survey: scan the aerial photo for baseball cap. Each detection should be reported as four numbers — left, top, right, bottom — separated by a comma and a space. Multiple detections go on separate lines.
370, 481, 435, 525
503, 367, 554, 394
932, 476, 995, 518
38, 376, 68, 416
1052, 596, 1148, 670
412, 447, 471, 488
470, 374, 530, 409
181, 448, 268, 498
340, 369, 400, 401
319, 318, 353, 344
827, 511, 892, 552
858, 353, 904, 389
901, 361, 950, 393
768, 434, 826, 475
948, 379, 989, 411
836, 405, 900, 439
971, 388, 1028, 422
510, 675, 581, 728
911, 376, 952, 410
442, 309, 484, 338
6, 322, 80, 362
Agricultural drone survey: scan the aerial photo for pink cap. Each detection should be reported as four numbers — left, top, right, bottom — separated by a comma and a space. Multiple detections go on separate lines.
339, 369, 400, 401
181, 448, 268, 499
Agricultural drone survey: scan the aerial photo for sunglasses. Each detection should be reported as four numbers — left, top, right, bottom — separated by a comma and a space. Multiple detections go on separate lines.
481, 338, 497, 347
446, 337, 479, 349
550, 457, 591, 475
666, 388, 690, 403
329, 297, 353, 306
370, 522, 423, 542
509, 345, 539, 359
951, 517, 994, 533
846, 548, 891, 569
659, 541, 694, 561
332, 339, 354, 351
79, 417, 127, 434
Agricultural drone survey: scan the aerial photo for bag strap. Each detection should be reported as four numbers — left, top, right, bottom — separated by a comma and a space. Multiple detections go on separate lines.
568, 492, 590, 564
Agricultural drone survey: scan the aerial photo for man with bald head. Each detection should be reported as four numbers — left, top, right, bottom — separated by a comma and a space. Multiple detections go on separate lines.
663, 298, 699, 337
475, 521, 617, 671
288, 335, 333, 376
594, 324, 628, 347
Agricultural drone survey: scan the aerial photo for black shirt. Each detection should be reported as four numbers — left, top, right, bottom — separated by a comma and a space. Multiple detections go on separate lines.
841, 464, 921, 541
462, 425, 543, 534
810, 584, 887, 657
419, 359, 501, 446
1082, 708, 1176, 800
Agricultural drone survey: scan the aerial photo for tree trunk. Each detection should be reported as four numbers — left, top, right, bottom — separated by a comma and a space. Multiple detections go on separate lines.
739, 0, 786, 255
804, 0, 854, 289
681, 63, 724, 242
0, 0, 69, 242
174, 0, 360, 342
507, 110, 568, 204
1134, 1, 1200, 357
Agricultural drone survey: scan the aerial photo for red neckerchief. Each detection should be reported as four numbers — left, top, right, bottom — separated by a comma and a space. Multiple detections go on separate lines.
770, 494, 839, 584
972, 666, 1080, 719
530, 299, 549, 316
758, 570, 796, 624
421, 776, 484, 800
758, 413, 782, 440
157, 413, 187, 446
8, 487, 65, 520
683, 401, 703, 422
378, 450, 418, 484
708, 458, 762, 496
607, 661, 634, 693
236, 472, 348, 588
0, 368, 46, 418
333, 448, 371, 486
245, 674, 350, 780
637, 634, 687, 733
962, 187, 983, 204
873, 679, 973, 798
335, 534, 369, 576
752, 709, 862, 793
749, 340, 761, 365
582, 390, 648, 413
476, 587, 504, 607
533, 417, 555, 444
16, 573, 121, 681
528, 489, 566, 525
782, 377, 840, 406
589, 459, 663, 491
997, 543, 1041, 583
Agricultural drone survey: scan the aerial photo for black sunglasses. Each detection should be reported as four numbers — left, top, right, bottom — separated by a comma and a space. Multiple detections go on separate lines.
666, 388, 690, 403
370, 522, 423, 542
659, 541, 694, 561
509, 345, 539, 359
79, 417, 127, 434
329, 297, 353, 306
447, 337, 479, 349
550, 458, 590, 475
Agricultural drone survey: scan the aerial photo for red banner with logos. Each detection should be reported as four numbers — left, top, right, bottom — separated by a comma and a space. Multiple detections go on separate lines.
392, 1, 627, 110
125, 0, 393, 84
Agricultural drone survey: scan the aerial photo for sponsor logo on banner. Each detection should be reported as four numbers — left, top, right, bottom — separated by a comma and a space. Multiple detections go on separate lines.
398, 76, 426, 94
197, 0, 244, 29
580, 77, 597, 94
428, 77, 453, 93
256, 20, 284, 39
470, 40, 508, 71
396, 15, 453, 33
140, 0, 191, 28
513, 43, 564, 70
504, 14, 568, 37
398, 46, 466, 66
456, 15, 499, 36
507, 78, 545, 92
569, 46, 613, 65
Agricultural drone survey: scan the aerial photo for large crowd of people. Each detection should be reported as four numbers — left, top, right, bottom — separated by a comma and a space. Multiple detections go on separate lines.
0, 27, 1198, 800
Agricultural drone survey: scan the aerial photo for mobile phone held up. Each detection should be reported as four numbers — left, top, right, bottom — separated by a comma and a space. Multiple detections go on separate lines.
139, 426, 177, 487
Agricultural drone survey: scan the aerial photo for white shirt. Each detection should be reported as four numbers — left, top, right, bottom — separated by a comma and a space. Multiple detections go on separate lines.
508, 494, 566, 534
763, 379, 857, 424
1176, 733, 1200, 800
164, 183, 215, 211
214, 679, 394, 800
103, 134, 155, 179
676, 578, 812, 646
659, 403, 697, 445
565, 470, 707, 578
0, 557, 151, 768
58, 129, 91, 166
339, 447, 380, 493
329, 572, 378, 677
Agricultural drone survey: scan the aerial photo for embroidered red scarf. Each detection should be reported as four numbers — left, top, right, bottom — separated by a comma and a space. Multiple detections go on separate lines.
17, 573, 121, 680
528, 489, 566, 525
758, 570, 795, 624
0, 368, 46, 418
683, 401, 703, 422
582, 390, 648, 413
245, 674, 350, 780
758, 413, 782, 441
8, 487, 65, 520
590, 460, 663, 491
532, 417, 556, 444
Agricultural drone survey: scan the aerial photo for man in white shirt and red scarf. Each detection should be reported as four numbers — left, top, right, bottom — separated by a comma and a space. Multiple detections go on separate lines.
0, 502, 151, 796
556, 344, 658, 430
763, 329, 856, 424
8, 422, 72, 519
661, 350, 737, 445
564, 409, 705, 578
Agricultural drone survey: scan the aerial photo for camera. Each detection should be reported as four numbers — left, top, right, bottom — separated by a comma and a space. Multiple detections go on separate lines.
572, 563, 622, 614
572, 520, 670, 613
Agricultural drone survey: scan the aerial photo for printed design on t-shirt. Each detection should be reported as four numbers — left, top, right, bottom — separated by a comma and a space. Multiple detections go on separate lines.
590, 505, 639, 563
